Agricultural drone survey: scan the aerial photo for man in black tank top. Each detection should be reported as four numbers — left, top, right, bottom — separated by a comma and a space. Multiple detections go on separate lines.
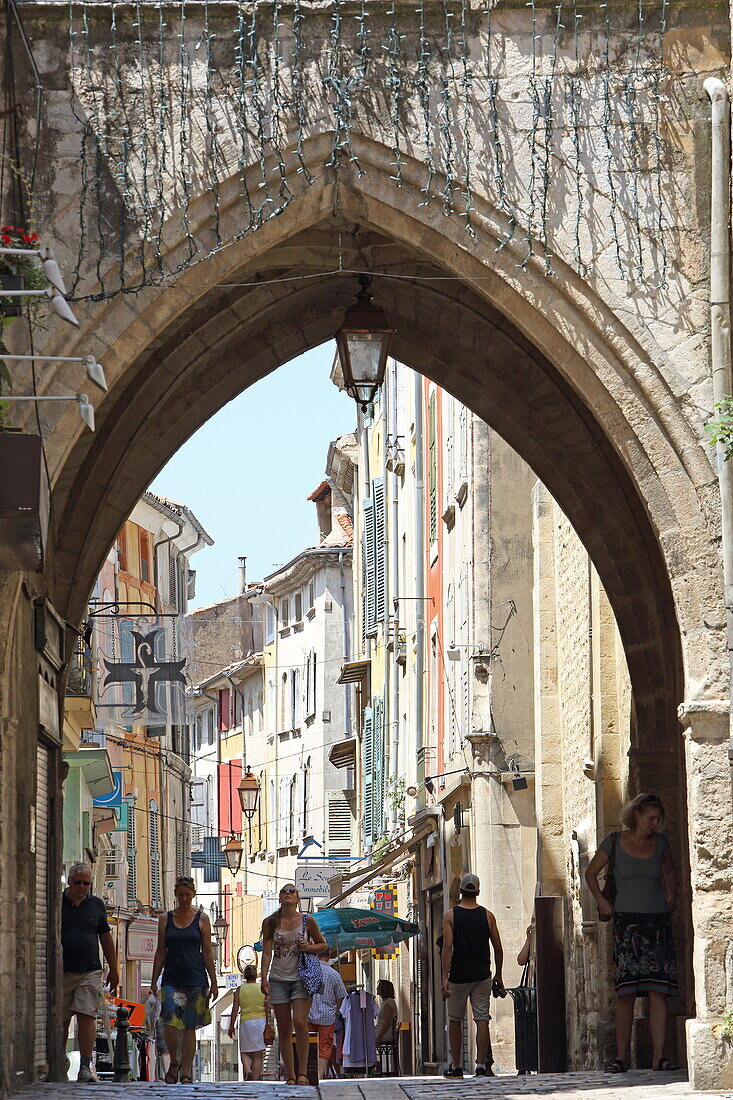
440, 873, 505, 1079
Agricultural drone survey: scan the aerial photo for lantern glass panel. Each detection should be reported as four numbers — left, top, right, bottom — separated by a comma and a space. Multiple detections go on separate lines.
344, 332, 385, 384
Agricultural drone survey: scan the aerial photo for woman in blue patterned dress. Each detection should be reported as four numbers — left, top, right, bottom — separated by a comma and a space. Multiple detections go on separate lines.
149, 876, 218, 1083
586, 794, 678, 1074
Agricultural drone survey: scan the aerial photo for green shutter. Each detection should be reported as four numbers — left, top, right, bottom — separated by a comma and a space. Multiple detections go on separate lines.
373, 478, 387, 623
363, 706, 374, 847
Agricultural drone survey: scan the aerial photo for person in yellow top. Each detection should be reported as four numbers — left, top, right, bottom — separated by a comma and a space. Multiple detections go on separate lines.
228, 964, 272, 1081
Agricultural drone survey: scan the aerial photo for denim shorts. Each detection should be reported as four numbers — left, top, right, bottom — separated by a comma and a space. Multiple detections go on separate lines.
268, 977, 309, 1004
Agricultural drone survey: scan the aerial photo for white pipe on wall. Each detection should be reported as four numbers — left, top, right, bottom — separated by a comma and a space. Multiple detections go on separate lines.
704, 77, 733, 764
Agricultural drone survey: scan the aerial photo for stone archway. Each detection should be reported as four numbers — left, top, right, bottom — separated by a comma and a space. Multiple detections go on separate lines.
3, 137, 731, 1088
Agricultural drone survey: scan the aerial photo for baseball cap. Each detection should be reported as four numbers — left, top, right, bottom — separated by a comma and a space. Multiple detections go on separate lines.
460, 873, 480, 895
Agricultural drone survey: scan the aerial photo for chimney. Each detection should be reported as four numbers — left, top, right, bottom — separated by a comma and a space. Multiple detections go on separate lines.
238, 556, 247, 594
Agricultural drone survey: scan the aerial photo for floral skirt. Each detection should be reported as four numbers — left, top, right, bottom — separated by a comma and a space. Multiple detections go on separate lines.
160, 985, 211, 1031
612, 911, 678, 997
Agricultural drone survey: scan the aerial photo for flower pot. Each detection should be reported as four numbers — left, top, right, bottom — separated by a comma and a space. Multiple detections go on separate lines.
0, 273, 24, 317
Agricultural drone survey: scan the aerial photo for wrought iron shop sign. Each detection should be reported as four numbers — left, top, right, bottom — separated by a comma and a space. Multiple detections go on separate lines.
95, 614, 189, 729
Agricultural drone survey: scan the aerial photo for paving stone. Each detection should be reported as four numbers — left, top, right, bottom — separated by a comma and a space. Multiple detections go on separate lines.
16, 1069, 733, 1099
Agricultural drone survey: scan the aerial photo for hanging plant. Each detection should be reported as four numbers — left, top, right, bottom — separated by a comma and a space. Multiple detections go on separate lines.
705, 397, 733, 461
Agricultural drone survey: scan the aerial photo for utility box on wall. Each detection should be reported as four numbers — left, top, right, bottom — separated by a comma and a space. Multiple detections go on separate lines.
0, 432, 48, 571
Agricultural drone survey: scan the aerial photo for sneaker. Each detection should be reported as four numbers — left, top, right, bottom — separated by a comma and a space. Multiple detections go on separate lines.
77, 1064, 99, 1083
443, 1065, 464, 1078
475, 1064, 496, 1077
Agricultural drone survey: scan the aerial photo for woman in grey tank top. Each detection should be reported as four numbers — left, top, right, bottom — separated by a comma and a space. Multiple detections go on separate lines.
586, 794, 678, 1074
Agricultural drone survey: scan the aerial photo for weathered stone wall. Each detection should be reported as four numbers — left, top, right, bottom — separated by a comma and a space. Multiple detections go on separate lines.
534, 486, 629, 1070
0, 0, 732, 1089
186, 594, 263, 688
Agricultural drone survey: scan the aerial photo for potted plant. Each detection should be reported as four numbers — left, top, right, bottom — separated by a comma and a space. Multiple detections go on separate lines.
0, 225, 43, 318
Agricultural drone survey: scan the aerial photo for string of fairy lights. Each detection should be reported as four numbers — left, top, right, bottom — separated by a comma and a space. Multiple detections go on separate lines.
64, 0, 671, 303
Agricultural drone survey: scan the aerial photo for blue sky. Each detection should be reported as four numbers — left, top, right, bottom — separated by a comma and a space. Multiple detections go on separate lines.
148, 343, 356, 609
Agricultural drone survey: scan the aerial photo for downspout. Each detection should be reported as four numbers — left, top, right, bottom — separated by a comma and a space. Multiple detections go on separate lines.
704, 77, 733, 766
153, 514, 184, 597
414, 371, 426, 809
414, 371, 428, 1072
389, 360, 401, 831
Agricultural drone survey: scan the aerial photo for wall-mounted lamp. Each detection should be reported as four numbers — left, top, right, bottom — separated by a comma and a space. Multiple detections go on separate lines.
0, 281, 79, 326
2, 392, 95, 430
1, 353, 107, 392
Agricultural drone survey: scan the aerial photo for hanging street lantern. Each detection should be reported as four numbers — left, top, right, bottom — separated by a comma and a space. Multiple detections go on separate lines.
237, 767, 261, 820
336, 275, 395, 410
222, 836, 243, 874
213, 912, 229, 943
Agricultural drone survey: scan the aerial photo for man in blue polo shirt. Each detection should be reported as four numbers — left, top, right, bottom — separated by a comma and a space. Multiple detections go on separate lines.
62, 862, 119, 1082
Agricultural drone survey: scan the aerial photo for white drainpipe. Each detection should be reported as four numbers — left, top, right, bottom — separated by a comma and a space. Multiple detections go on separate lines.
704, 77, 733, 765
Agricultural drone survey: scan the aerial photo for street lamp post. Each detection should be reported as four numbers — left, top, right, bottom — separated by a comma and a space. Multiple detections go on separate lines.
336, 275, 395, 409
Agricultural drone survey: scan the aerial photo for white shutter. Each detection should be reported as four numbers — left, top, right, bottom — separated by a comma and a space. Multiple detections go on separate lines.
327, 792, 353, 858
149, 801, 161, 908
126, 797, 137, 907
34, 744, 50, 1067
278, 777, 289, 848
362, 499, 377, 636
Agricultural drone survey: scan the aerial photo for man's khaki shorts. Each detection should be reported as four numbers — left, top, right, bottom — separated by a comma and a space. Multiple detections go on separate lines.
446, 977, 492, 1022
62, 970, 103, 1020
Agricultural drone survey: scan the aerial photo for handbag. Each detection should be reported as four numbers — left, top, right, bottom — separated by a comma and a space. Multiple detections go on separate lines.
599, 831, 618, 921
297, 915, 324, 996
263, 1022, 276, 1046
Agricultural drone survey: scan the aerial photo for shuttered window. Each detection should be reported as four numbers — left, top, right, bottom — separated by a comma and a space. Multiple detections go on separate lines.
373, 478, 387, 622
217, 761, 243, 835
363, 701, 384, 848
278, 777, 290, 848
126, 796, 137, 907
373, 698, 385, 840
175, 823, 183, 879
149, 800, 161, 908
327, 791, 354, 858
362, 498, 377, 637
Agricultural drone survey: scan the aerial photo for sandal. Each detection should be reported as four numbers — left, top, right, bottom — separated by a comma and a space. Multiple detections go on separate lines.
180, 1076, 193, 1084
164, 1064, 179, 1084
297, 1074, 309, 1086
285, 1079, 297, 1086
654, 1058, 679, 1071
607, 1059, 626, 1074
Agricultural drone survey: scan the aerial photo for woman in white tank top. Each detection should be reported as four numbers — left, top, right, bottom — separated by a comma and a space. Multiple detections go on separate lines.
260, 884, 325, 1085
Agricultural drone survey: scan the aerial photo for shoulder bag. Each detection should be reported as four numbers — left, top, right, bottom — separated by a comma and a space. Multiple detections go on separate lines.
297, 915, 324, 996
599, 831, 618, 922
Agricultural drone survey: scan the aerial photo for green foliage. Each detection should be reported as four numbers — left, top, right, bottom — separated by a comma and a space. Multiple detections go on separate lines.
386, 777, 406, 821
371, 835, 391, 863
722, 1009, 733, 1041
705, 397, 733, 461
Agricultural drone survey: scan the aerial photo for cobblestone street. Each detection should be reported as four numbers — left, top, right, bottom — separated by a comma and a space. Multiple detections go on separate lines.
19, 1071, 732, 1100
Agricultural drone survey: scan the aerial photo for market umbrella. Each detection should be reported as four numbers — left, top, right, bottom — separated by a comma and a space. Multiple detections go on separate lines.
313, 907, 420, 950
253, 907, 420, 952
